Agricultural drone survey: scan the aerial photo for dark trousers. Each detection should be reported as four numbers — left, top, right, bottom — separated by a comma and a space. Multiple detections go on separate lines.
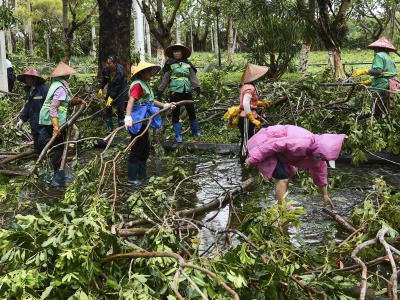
238, 116, 255, 162
129, 124, 150, 163
37, 125, 65, 172
170, 92, 196, 123
104, 99, 126, 125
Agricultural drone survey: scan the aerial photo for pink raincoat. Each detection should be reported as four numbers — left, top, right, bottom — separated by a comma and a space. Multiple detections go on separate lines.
247, 125, 346, 187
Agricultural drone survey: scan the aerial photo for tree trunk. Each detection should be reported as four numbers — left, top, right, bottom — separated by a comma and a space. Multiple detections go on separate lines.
232, 28, 237, 53
46, 34, 50, 60
25, 1, 33, 55
62, 0, 72, 62
156, 45, 164, 66
190, 18, 194, 52
175, 15, 181, 44
328, 48, 346, 81
210, 26, 214, 52
298, 42, 311, 73
226, 15, 234, 64
133, 0, 145, 60
213, 20, 219, 57
145, 17, 151, 59
91, 24, 96, 58
97, 0, 133, 79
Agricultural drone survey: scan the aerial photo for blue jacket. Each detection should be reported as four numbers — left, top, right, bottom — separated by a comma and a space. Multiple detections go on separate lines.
19, 83, 49, 131
100, 64, 128, 102
128, 102, 162, 135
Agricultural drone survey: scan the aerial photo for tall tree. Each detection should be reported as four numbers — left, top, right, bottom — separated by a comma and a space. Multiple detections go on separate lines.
62, 0, 97, 62
136, 0, 183, 49
97, 0, 132, 77
298, 0, 353, 80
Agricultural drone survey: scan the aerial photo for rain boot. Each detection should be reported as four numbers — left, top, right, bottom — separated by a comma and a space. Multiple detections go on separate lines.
59, 170, 74, 183
137, 161, 148, 182
190, 120, 201, 137
51, 170, 63, 187
172, 122, 182, 143
106, 118, 113, 132
127, 162, 141, 185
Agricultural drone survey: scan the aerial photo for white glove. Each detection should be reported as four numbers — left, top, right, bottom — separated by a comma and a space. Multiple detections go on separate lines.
16, 119, 24, 130
124, 115, 133, 129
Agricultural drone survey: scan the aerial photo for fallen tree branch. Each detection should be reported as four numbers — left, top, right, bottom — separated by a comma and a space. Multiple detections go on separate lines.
0, 150, 35, 165
29, 101, 87, 175
322, 208, 357, 233
101, 251, 239, 300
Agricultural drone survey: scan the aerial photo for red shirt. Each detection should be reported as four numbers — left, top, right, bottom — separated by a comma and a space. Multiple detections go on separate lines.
130, 83, 143, 100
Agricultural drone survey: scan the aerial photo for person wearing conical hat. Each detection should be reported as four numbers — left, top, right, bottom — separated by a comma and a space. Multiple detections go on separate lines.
99, 54, 128, 132
37, 62, 83, 187
157, 44, 201, 142
16, 68, 49, 153
352, 37, 398, 116
124, 61, 176, 185
237, 64, 271, 163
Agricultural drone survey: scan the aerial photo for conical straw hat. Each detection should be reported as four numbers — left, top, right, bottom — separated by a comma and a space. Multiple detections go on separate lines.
240, 64, 269, 84
165, 44, 192, 59
131, 61, 161, 78
50, 62, 77, 77
368, 37, 396, 52
17, 68, 46, 84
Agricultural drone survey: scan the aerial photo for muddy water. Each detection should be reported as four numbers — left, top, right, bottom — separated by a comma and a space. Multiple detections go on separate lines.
189, 156, 400, 252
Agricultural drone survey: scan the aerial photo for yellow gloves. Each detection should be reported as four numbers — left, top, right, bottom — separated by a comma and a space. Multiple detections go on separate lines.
52, 117, 59, 136
359, 79, 372, 86
98, 89, 104, 98
246, 113, 261, 128
351, 69, 369, 78
223, 106, 241, 128
257, 101, 271, 108
106, 96, 113, 107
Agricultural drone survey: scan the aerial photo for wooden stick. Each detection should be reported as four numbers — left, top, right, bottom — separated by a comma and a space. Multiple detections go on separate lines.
0, 169, 29, 176
322, 207, 357, 233
0, 150, 35, 165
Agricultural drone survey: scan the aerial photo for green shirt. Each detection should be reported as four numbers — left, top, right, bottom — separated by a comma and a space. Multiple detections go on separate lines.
39, 80, 72, 126
371, 52, 397, 91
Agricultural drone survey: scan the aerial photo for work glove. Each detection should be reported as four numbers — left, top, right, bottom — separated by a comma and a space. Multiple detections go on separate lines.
98, 89, 104, 98
52, 117, 59, 136
359, 79, 372, 86
257, 101, 271, 108
16, 119, 24, 130
351, 69, 369, 78
70, 97, 83, 106
106, 96, 113, 107
194, 87, 200, 97
124, 115, 133, 129
246, 112, 261, 128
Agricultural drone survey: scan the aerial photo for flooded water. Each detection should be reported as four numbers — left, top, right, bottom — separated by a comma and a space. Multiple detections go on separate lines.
189, 156, 400, 251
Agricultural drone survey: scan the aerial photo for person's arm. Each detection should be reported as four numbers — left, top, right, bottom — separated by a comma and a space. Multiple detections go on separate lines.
100, 67, 109, 89
189, 68, 201, 89
19, 94, 30, 122
158, 71, 171, 95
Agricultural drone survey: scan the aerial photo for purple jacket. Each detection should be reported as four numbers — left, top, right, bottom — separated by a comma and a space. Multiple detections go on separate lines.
247, 125, 346, 187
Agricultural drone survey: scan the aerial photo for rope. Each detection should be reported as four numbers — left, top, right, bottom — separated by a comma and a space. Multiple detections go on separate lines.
364, 149, 400, 166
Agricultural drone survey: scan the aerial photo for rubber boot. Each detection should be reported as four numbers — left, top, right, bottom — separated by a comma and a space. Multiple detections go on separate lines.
59, 170, 74, 183
106, 118, 113, 132
172, 122, 182, 143
127, 162, 141, 185
190, 120, 201, 137
51, 171, 63, 187
137, 161, 148, 181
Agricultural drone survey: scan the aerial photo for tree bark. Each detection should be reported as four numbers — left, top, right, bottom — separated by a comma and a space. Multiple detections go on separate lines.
226, 15, 234, 64
175, 15, 182, 44
328, 48, 346, 80
24, 1, 33, 55
97, 0, 133, 78
213, 19, 219, 57
298, 43, 311, 73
